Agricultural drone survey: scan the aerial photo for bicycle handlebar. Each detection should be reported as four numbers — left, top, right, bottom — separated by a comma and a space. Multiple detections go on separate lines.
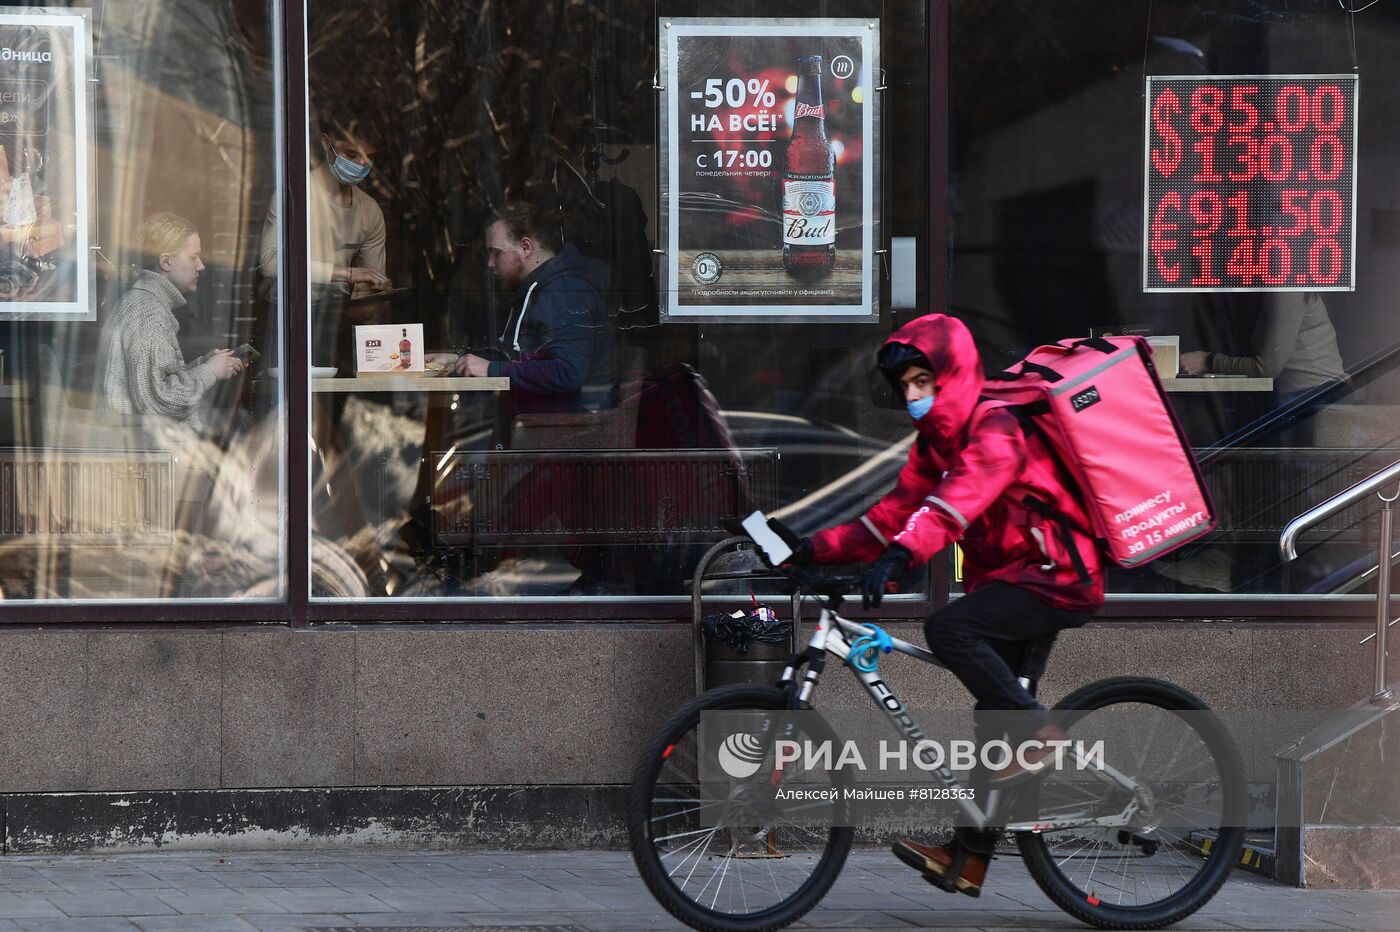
762, 561, 863, 602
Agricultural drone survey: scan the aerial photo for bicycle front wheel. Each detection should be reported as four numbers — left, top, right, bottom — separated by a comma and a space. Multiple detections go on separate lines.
1014, 676, 1247, 930
627, 684, 853, 932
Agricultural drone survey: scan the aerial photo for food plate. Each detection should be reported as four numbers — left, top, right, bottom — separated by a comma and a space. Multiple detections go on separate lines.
311, 366, 338, 379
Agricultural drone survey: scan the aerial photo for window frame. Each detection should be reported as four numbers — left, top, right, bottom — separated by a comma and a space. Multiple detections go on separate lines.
3, 0, 1385, 625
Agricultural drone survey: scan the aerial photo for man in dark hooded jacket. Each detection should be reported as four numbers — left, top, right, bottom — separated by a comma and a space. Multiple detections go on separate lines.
772, 313, 1105, 897
453, 201, 618, 414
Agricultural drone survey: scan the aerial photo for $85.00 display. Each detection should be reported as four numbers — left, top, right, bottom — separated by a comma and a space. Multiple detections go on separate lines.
1143, 74, 1357, 292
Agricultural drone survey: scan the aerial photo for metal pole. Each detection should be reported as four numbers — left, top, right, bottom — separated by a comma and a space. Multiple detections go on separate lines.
1373, 486, 1398, 703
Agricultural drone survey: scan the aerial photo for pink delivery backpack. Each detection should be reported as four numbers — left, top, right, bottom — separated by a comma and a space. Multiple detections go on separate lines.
982, 336, 1216, 568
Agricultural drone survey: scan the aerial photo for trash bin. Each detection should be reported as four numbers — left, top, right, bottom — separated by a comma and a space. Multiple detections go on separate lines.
691, 537, 803, 694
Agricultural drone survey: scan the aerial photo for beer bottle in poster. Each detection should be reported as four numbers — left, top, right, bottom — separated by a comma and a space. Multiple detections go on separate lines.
782, 54, 835, 279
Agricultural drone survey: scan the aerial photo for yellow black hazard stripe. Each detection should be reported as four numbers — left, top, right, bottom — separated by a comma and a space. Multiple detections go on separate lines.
1199, 835, 1274, 878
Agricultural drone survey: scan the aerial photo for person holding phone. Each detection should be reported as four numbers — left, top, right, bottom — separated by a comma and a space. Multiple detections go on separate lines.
102, 212, 243, 430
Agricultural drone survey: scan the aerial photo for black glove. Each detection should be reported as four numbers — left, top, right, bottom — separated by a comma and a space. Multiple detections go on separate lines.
767, 517, 814, 566
860, 544, 912, 609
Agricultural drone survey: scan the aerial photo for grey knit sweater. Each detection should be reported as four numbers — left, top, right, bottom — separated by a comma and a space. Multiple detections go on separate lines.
1209, 292, 1346, 395
102, 271, 217, 429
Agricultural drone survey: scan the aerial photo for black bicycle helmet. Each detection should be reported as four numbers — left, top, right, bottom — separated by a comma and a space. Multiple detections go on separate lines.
876, 341, 931, 387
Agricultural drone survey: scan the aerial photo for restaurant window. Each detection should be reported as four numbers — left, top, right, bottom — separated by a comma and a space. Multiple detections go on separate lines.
303, 1, 930, 602
950, 0, 1400, 601
0, 0, 285, 602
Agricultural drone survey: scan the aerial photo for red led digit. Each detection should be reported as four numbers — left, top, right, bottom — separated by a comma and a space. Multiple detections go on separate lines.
1224, 136, 1257, 182
1260, 135, 1293, 182
1226, 84, 1260, 133
1226, 191, 1251, 237
1309, 239, 1342, 285
1190, 240, 1221, 286
1189, 85, 1225, 133
1150, 89, 1184, 177
1188, 190, 1223, 235
1276, 85, 1310, 133
1310, 135, 1344, 182
1259, 238, 1290, 285
1278, 189, 1309, 236
1226, 240, 1257, 285
1310, 189, 1344, 236
1312, 85, 1346, 132
1192, 138, 1222, 183
1150, 192, 1182, 281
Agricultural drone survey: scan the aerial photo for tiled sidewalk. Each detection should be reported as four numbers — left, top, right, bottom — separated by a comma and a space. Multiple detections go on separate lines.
0, 848, 1388, 931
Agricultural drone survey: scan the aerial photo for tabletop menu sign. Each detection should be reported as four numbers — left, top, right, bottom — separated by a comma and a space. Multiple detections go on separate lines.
0, 8, 93, 320
658, 18, 880, 322
355, 323, 424, 376
1144, 74, 1357, 292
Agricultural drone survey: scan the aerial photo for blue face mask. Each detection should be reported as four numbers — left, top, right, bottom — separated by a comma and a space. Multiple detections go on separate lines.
325, 142, 372, 186
906, 395, 935, 421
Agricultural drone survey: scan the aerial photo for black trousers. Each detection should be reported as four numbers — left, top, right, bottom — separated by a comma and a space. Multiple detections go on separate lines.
926, 582, 1092, 835
925, 582, 1091, 741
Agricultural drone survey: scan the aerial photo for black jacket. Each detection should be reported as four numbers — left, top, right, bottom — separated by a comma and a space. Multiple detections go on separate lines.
487, 244, 618, 413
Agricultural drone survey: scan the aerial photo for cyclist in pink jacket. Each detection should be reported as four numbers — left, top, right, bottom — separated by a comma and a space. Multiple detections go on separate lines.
770, 313, 1105, 896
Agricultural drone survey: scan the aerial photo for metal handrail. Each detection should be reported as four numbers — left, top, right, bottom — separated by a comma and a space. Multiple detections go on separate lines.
1279, 457, 1400, 703
1278, 458, 1400, 561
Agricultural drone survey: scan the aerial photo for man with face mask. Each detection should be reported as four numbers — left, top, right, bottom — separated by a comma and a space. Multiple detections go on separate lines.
770, 313, 1105, 897
258, 116, 391, 368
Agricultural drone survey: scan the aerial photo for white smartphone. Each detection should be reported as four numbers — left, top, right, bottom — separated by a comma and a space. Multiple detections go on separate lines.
741, 510, 793, 566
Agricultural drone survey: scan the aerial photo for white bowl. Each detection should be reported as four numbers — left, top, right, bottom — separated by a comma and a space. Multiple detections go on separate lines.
311, 366, 338, 379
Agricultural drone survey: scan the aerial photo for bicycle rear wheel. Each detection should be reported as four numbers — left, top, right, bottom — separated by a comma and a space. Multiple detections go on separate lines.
627, 684, 853, 932
1014, 676, 1247, 930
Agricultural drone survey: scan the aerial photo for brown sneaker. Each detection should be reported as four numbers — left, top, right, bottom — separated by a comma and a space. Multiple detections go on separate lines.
891, 839, 988, 897
989, 722, 1071, 787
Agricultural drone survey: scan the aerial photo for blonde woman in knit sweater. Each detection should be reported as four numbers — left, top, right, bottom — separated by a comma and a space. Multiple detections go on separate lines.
103, 213, 243, 429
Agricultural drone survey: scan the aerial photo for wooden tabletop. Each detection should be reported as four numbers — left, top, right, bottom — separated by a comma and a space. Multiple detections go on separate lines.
312, 376, 509, 393
1161, 376, 1273, 393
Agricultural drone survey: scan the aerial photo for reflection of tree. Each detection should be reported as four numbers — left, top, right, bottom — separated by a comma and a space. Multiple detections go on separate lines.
307, 0, 655, 288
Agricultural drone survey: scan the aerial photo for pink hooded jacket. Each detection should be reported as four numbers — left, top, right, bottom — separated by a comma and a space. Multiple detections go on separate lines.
809, 314, 1105, 611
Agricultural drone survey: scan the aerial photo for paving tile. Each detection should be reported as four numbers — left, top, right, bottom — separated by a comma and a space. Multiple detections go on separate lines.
236, 915, 357, 932
201, 871, 286, 889
471, 877, 614, 912
151, 890, 285, 915
0, 894, 66, 920
44, 893, 178, 918
255, 871, 335, 887
258, 888, 397, 913
12, 921, 142, 932
339, 913, 523, 927
358, 888, 502, 913
130, 917, 257, 932
792, 908, 923, 927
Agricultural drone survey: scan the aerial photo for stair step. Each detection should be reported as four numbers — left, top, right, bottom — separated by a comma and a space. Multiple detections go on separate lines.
1191, 830, 1275, 879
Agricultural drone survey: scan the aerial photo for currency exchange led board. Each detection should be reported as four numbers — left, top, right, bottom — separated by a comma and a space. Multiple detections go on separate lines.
1143, 75, 1357, 292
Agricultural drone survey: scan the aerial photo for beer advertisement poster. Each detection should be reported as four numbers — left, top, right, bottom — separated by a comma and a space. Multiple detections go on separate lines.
0, 8, 94, 321
659, 18, 879, 322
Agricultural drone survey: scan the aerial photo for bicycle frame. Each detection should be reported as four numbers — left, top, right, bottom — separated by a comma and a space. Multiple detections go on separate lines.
777, 603, 1151, 835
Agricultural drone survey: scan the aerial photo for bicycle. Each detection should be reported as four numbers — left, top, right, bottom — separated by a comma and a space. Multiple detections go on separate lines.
628, 520, 1247, 932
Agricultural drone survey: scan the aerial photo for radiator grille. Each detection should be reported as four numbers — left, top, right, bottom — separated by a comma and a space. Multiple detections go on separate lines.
1202, 447, 1394, 540
432, 448, 778, 545
0, 449, 173, 545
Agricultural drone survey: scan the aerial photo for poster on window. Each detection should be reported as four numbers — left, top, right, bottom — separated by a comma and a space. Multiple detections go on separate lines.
659, 18, 879, 322
0, 8, 93, 320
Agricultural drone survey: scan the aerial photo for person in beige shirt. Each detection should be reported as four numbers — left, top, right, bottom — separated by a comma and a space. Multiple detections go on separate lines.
1181, 292, 1345, 398
258, 119, 392, 367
